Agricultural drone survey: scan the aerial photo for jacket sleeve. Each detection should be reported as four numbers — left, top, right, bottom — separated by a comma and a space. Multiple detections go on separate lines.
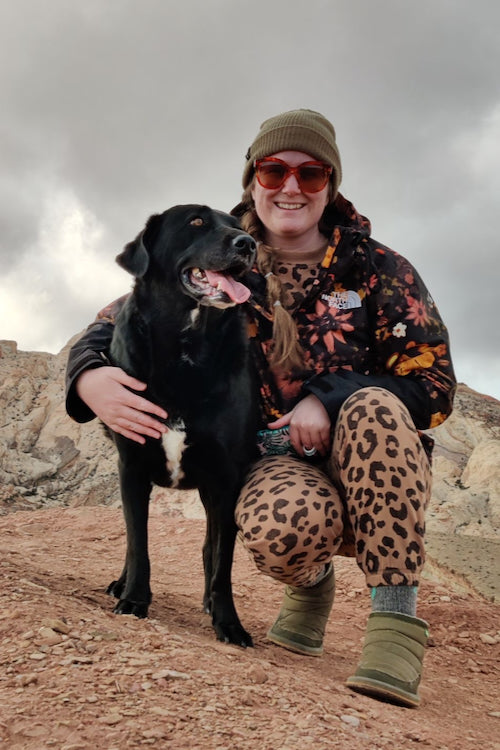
65, 296, 128, 423
304, 245, 456, 430
304, 370, 432, 430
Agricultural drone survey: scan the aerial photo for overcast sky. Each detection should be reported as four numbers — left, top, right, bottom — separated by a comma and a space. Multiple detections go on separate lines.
1, 0, 499, 399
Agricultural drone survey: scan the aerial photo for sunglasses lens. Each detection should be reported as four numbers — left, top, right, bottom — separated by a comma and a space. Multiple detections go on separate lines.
256, 162, 287, 189
297, 165, 329, 192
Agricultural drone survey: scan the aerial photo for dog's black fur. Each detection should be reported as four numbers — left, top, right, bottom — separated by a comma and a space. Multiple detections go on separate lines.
106, 205, 257, 646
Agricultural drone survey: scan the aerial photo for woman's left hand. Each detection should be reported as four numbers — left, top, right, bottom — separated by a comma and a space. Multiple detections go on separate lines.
267, 394, 332, 457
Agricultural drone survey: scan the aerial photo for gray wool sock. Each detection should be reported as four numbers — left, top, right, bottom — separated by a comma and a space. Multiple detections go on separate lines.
371, 585, 418, 617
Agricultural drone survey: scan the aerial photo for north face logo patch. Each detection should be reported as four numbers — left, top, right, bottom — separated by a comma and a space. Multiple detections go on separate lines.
321, 291, 362, 310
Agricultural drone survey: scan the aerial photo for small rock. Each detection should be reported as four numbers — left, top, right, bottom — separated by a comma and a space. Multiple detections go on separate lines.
99, 713, 122, 725
340, 714, 360, 728
29, 652, 47, 661
15, 673, 38, 687
21, 725, 47, 738
90, 630, 118, 641
150, 707, 173, 717
247, 664, 269, 684
479, 633, 497, 645
404, 731, 424, 742
151, 668, 190, 680
142, 729, 166, 740
42, 618, 71, 635
70, 656, 95, 664
38, 627, 63, 646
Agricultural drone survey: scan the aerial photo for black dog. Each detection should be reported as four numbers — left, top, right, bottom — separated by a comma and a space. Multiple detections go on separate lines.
106, 205, 257, 647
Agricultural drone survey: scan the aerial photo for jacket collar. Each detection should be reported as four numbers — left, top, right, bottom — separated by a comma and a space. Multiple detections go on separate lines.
241, 192, 372, 311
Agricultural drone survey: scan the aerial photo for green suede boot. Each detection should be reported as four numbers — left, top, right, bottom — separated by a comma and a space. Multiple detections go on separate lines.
346, 611, 429, 708
267, 563, 335, 656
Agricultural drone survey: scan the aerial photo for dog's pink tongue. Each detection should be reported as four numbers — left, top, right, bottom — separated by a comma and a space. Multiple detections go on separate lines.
204, 270, 251, 304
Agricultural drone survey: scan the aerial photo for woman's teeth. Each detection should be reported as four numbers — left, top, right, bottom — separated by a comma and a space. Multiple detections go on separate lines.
276, 203, 303, 210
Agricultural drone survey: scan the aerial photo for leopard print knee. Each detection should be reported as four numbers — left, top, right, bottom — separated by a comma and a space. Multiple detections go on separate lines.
235, 455, 344, 586
331, 387, 432, 587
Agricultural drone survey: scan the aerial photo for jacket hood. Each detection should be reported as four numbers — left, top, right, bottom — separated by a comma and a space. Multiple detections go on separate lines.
322, 192, 371, 236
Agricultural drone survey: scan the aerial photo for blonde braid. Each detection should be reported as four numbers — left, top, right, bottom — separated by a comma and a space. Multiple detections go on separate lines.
239, 186, 305, 372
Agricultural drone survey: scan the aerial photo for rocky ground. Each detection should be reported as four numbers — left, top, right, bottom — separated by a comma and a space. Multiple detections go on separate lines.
1, 340, 499, 748
1, 503, 499, 750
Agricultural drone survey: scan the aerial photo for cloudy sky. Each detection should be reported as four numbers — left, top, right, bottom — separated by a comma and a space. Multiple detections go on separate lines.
1, 0, 499, 399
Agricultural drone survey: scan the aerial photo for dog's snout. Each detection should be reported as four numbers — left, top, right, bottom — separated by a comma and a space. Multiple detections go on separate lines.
232, 234, 256, 258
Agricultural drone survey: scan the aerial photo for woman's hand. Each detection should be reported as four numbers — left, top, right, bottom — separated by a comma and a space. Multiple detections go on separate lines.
267, 393, 331, 457
76, 367, 168, 445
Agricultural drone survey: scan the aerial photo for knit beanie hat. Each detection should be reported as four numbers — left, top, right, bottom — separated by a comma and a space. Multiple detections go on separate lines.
242, 109, 342, 196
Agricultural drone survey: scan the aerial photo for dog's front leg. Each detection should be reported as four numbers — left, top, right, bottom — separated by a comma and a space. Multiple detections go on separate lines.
201, 524, 213, 615
111, 458, 153, 618
201, 490, 253, 647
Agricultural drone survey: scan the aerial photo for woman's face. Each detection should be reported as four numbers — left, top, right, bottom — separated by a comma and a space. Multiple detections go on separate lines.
251, 150, 330, 249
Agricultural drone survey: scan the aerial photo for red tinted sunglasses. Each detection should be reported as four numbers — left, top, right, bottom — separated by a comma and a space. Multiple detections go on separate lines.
254, 157, 332, 193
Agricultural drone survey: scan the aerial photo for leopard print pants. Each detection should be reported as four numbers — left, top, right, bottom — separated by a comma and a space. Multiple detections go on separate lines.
235, 387, 432, 588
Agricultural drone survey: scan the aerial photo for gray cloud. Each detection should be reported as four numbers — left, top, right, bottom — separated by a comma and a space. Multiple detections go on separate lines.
1, 0, 499, 397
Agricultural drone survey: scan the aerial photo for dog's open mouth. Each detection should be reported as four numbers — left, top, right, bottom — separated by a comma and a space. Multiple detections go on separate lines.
182, 267, 251, 305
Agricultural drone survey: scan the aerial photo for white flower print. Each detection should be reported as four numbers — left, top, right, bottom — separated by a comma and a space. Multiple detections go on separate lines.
392, 322, 407, 338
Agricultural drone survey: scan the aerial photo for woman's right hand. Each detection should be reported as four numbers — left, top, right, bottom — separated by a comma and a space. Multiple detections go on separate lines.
76, 366, 168, 444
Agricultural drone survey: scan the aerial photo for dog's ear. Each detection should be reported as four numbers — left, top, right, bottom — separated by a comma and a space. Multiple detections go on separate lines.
116, 232, 149, 277
116, 213, 165, 277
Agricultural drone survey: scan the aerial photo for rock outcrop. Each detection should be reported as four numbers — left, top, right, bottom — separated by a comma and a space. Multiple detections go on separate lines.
429, 386, 500, 539
0, 338, 203, 518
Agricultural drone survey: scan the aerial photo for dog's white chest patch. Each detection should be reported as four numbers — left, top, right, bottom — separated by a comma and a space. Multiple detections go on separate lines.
162, 421, 187, 488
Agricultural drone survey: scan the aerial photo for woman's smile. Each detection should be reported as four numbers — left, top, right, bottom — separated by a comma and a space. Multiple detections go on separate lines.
275, 202, 305, 210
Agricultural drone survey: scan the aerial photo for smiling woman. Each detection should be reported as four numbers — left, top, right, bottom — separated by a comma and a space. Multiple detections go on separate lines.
65, 108, 457, 709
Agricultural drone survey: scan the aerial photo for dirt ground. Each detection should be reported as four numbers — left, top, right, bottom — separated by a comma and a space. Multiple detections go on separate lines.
0, 503, 499, 750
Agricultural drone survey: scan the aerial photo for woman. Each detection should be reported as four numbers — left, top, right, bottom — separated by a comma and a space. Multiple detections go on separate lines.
66, 109, 456, 708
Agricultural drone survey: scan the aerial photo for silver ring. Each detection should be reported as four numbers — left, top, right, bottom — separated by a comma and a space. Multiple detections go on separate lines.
303, 446, 317, 457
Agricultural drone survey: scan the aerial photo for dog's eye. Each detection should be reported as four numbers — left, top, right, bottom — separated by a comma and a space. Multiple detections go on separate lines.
190, 217, 204, 227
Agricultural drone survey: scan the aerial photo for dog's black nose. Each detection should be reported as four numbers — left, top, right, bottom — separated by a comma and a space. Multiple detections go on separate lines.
232, 234, 256, 257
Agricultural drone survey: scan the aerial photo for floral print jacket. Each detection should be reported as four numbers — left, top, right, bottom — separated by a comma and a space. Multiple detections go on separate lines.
237, 193, 455, 433
65, 193, 456, 438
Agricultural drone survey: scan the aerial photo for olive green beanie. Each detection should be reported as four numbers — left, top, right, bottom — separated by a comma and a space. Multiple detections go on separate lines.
242, 109, 342, 196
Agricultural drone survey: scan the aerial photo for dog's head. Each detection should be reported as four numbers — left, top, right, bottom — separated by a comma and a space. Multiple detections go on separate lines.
116, 205, 256, 309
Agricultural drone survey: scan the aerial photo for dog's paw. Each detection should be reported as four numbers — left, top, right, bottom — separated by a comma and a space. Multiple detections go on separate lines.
106, 580, 125, 599
113, 599, 149, 619
215, 621, 254, 648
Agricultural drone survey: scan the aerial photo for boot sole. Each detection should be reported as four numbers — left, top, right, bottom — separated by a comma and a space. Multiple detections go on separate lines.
266, 628, 323, 656
346, 675, 420, 708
